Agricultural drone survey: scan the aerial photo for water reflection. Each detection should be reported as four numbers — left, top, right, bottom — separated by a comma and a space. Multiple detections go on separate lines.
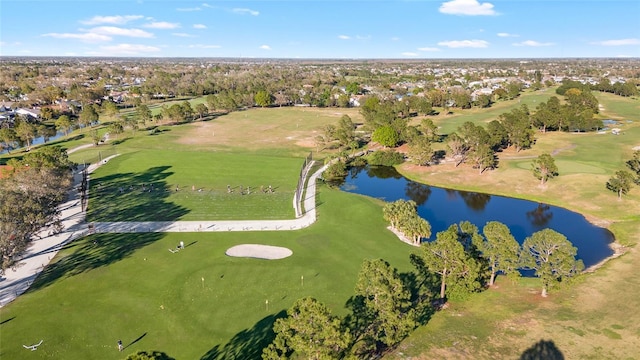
458, 190, 491, 212
405, 181, 431, 206
527, 204, 554, 229
340, 165, 614, 268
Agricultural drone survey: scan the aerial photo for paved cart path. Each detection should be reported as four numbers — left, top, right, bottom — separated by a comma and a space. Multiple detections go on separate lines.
0, 153, 326, 307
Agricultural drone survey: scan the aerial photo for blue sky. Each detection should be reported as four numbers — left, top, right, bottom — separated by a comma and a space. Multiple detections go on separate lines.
1, 0, 639, 58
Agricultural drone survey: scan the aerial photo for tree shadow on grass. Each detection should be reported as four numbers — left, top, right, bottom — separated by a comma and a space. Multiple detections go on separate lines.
87, 165, 190, 222
28, 232, 164, 292
519, 339, 564, 360
200, 311, 287, 360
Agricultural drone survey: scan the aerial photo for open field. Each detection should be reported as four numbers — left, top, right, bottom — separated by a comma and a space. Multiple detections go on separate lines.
1, 93, 640, 359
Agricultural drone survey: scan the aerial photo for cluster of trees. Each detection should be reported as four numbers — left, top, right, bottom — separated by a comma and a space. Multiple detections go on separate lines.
353, 80, 602, 181
263, 258, 425, 359
401, 89, 601, 174
262, 203, 583, 359
0, 100, 105, 153
383, 200, 584, 298
0, 116, 54, 152
607, 150, 640, 198
0, 146, 74, 270
560, 78, 638, 98
382, 200, 431, 245
315, 115, 359, 153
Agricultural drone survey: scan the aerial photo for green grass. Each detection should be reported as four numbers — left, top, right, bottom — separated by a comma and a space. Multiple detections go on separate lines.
390, 91, 640, 359
86, 150, 301, 221
428, 87, 558, 134
601, 328, 622, 340
595, 92, 640, 121
0, 187, 418, 359
3, 96, 640, 359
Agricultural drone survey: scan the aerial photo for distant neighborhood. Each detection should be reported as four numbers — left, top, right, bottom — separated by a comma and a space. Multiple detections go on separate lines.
0, 57, 638, 152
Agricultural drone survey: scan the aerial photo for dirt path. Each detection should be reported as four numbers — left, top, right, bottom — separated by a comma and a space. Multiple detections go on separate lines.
499, 144, 576, 160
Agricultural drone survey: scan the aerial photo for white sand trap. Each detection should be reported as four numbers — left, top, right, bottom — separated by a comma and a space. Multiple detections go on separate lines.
226, 244, 293, 260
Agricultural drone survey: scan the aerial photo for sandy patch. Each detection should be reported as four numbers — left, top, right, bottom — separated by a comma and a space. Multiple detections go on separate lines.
387, 226, 420, 247
225, 244, 292, 259
632, 145, 640, 151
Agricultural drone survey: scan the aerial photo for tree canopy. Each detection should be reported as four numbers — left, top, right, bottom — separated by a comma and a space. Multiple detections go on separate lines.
520, 229, 584, 297
263, 297, 351, 360
349, 259, 416, 354
0, 146, 74, 269
532, 153, 559, 185
418, 225, 483, 299
476, 221, 521, 286
606, 170, 634, 198
372, 125, 399, 148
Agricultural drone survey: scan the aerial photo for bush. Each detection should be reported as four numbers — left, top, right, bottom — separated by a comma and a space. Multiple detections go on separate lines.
349, 157, 367, 167
125, 350, 175, 360
324, 161, 348, 180
367, 150, 405, 166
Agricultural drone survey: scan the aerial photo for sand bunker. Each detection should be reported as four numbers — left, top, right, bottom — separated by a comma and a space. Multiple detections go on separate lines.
225, 244, 293, 260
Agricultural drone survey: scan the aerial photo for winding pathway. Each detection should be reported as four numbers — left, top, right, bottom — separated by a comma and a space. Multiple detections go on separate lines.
0, 151, 327, 307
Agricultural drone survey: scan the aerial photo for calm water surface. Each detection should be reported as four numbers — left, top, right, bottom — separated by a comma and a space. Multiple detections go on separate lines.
339, 166, 614, 268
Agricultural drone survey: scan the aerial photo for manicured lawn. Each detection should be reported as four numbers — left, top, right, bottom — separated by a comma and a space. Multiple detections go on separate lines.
0, 186, 419, 359
428, 87, 558, 134
86, 150, 301, 221
2, 96, 640, 360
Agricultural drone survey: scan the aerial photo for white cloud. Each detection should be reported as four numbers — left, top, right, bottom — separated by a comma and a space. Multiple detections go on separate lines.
193, 24, 207, 29
143, 22, 180, 29
100, 43, 161, 55
355, 35, 371, 40
233, 8, 259, 16
497, 32, 518, 37
402, 52, 419, 57
43, 32, 112, 43
202, 3, 214, 8
616, 54, 632, 58
81, 15, 144, 25
513, 40, 554, 47
259, 45, 271, 50
338, 35, 351, 40
418, 47, 441, 52
438, 39, 489, 48
188, 44, 221, 49
89, 26, 154, 38
590, 38, 640, 46
439, 0, 496, 16
391, 37, 400, 41
177, 7, 201, 12
0, 41, 24, 47
172, 33, 195, 38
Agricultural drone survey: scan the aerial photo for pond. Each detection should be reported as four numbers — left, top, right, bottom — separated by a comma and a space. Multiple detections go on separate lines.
339, 165, 614, 268
0, 131, 66, 155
